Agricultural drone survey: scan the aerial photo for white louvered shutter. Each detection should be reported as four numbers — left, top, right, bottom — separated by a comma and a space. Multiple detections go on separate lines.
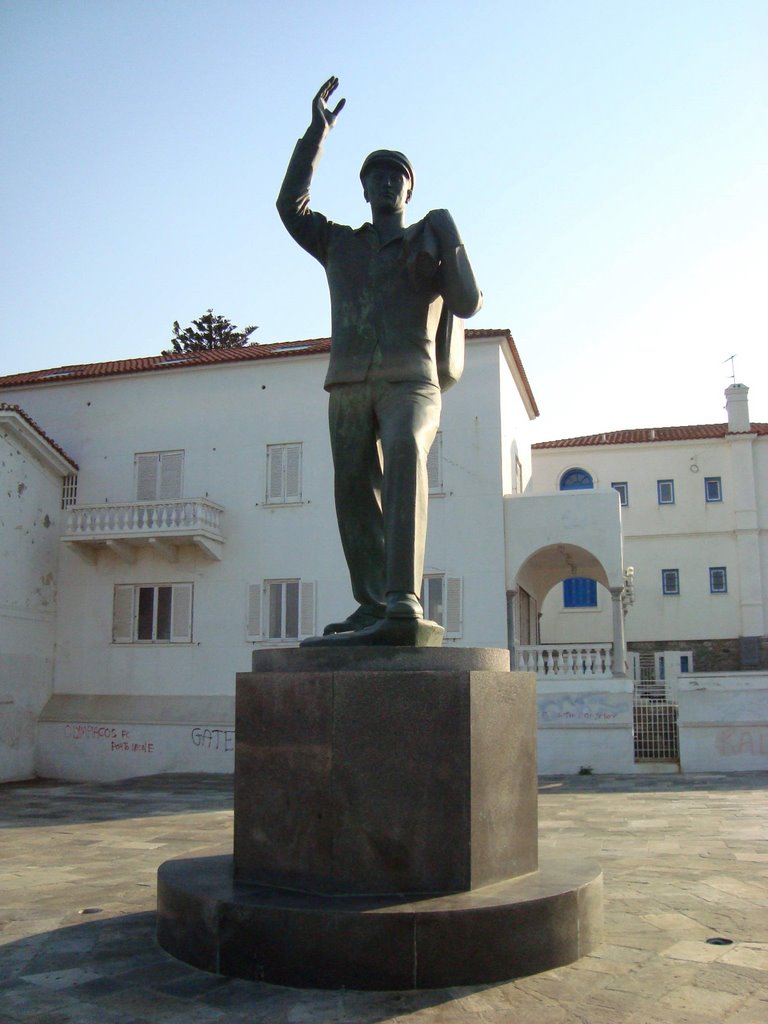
267, 446, 284, 502
170, 583, 193, 642
299, 580, 316, 637
158, 451, 184, 499
113, 586, 135, 643
445, 577, 463, 637
135, 453, 158, 500
247, 584, 262, 638
427, 432, 442, 492
284, 444, 302, 502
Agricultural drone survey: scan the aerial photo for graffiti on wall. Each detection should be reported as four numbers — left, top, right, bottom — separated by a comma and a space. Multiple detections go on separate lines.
190, 727, 234, 752
716, 728, 768, 757
63, 723, 154, 754
538, 694, 631, 725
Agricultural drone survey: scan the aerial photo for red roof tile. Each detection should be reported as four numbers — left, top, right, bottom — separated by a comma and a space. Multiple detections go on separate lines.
0, 403, 79, 470
532, 423, 768, 449
0, 329, 539, 414
0, 339, 334, 388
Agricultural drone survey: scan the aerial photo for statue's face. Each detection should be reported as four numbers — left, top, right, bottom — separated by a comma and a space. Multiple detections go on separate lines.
363, 164, 412, 214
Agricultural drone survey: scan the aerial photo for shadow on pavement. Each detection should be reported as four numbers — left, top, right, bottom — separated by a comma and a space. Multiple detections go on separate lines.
0, 911, 460, 1023
0, 773, 234, 828
539, 770, 768, 794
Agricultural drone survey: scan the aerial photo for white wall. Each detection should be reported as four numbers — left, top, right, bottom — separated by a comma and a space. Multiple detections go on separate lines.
0, 426, 63, 780
678, 672, 768, 771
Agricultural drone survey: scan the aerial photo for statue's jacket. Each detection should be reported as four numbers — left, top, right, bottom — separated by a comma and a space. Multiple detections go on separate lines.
277, 132, 454, 392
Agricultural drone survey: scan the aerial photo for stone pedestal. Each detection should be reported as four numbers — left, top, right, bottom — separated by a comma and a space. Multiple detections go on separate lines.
157, 647, 603, 989
234, 646, 537, 895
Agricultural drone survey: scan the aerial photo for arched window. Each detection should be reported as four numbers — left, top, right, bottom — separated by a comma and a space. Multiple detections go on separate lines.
559, 468, 593, 490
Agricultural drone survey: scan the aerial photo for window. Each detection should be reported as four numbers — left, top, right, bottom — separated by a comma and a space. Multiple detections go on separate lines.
657, 479, 675, 505
563, 577, 598, 608
112, 583, 193, 643
515, 457, 523, 495
705, 477, 722, 502
421, 574, 463, 638
247, 579, 315, 641
709, 567, 727, 593
61, 473, 78, 509
266, 443, 302, 504
135, 451, 184, 501
611, 481, 628, 506
559, 468, 594, 490
661, 569, 680, 595
427, 432, 443, 493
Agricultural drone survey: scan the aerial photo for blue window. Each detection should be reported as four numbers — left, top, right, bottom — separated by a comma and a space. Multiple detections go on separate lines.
559, 468, 594, 490
705, 477, 722, 502
657, 480, 675, 505
612, 481, 628, 506
709, 567, 727, 593
662, 569, 680, 595
680, 655, 690, 673
563, 577, 598, 608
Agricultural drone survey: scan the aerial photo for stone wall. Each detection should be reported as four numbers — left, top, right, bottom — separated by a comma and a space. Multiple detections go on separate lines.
628, 637, 768, 673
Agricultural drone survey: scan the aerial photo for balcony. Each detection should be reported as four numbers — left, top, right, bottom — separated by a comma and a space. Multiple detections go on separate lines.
61, 499, 225, 563
515, 644, 614, 681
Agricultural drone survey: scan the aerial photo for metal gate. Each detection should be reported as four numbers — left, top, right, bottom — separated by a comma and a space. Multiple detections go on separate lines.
630, 652, 683, 763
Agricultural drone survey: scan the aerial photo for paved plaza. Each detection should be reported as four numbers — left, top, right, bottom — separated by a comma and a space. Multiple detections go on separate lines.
1, 771, 767, 1023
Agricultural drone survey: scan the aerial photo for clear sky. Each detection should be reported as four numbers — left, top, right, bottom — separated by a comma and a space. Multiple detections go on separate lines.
2, 0, 766, 442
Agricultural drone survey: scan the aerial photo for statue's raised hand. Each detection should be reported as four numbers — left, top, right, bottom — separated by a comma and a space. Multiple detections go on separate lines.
311, 76, 346, 135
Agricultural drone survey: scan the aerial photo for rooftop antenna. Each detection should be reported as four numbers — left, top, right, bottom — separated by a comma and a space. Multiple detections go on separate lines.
723, 354, 737, 385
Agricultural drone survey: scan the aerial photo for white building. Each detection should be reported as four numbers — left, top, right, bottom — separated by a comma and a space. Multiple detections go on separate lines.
531, 385, 768, 674
1, 330, 554, 780
2, 338, 765, 780
530, 385, 768, 773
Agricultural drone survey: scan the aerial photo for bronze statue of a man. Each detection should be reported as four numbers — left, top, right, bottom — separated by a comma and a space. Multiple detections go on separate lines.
277, 77, 482, 644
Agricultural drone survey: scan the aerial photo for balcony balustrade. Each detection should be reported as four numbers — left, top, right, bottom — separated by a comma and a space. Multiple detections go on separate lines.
515, 644, 614, 680
62, 499, 225, 563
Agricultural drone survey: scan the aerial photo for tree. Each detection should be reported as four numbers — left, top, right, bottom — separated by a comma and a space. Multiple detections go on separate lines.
162, 309, 258, 356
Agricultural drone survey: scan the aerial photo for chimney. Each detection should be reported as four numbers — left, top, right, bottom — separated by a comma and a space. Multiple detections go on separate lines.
725, 384, 750, 433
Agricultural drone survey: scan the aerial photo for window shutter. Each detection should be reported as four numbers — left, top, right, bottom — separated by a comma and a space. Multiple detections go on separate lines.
112, 586, 135, 643
427, 432, 442, 491
136, 454, 158, 500
159, 451, 184, 499
284, 444, 302, 501
299, 580, 316, 637
267, 446, 284, 502
445, 577, 463, 637
247, 584, 262, 638
170, 583, 193, 642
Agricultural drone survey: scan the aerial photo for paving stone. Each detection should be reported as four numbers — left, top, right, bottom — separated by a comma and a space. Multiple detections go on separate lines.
1, 771, 767, 1023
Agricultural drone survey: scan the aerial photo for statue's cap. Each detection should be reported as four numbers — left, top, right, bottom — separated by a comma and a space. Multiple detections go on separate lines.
360, 150, 414, 189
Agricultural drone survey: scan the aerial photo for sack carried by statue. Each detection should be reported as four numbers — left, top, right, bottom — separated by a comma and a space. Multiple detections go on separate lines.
405, 218, 465, 391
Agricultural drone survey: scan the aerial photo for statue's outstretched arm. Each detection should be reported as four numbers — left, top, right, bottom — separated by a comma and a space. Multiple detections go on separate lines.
277, 78, 345, 261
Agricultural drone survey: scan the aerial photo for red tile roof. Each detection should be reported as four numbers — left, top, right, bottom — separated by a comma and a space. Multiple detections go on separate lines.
0, 338, 334, 388
0, 403, 79, 470
532, 423, 768, 449
0, 329, 538, 414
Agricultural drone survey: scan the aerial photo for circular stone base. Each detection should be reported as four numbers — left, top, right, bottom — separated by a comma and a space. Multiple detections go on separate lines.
157, 853, 603, 990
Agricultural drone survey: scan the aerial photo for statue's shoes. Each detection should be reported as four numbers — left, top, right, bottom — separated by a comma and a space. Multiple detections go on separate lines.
385, 592, 424, 619
322, 605, 385, 635
302, 615, 443, 647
